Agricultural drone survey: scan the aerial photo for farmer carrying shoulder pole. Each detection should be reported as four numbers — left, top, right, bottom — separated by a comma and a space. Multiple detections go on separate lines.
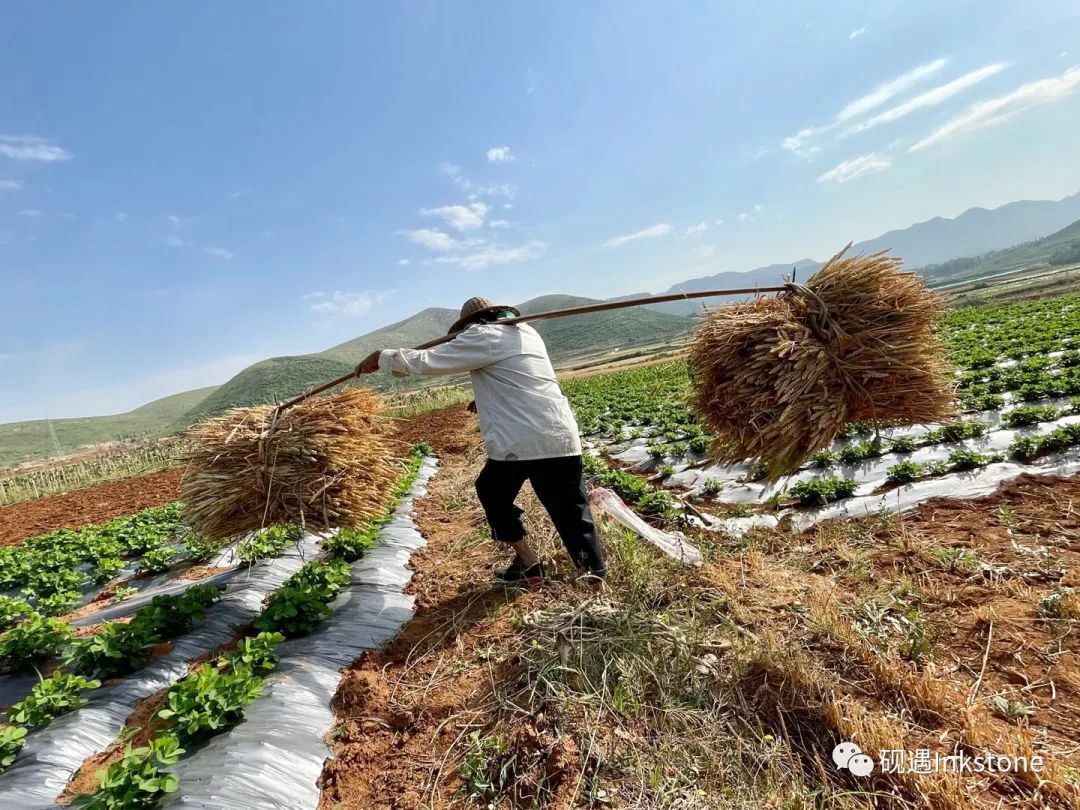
356, 296, 608, 585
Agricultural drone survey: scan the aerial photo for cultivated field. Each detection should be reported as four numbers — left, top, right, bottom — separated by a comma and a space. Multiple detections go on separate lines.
0, 290, 1078, 808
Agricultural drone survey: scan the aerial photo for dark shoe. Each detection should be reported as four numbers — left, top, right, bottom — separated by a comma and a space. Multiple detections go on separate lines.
495, 555, 545, 586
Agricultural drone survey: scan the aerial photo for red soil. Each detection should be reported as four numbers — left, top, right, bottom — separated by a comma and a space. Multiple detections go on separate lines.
0, 468, 183, 547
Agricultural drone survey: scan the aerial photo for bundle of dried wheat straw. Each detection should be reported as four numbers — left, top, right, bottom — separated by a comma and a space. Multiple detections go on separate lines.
180, 388, 398, 541
688, 246, 955, 479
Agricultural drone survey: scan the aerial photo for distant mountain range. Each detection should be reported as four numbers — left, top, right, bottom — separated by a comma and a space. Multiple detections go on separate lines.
645, 191, 1080, 316
4, 191, 1080, 466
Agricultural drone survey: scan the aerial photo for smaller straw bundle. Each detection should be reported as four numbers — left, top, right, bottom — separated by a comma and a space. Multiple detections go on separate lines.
688, 246, 956, 479
180, 388, 398, 541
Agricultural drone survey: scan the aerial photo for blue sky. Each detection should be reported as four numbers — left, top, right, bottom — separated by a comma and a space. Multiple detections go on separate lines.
2, 1, 1080, 422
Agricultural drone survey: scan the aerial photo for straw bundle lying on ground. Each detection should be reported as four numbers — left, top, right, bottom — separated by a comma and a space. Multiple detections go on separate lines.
180, 388, 398, 541
688, 246, 955, 479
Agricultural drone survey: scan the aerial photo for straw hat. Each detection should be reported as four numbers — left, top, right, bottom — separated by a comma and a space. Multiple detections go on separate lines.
448, 296, 520, 334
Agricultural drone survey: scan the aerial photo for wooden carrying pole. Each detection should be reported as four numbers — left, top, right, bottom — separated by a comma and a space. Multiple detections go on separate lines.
273, 284, 788, 414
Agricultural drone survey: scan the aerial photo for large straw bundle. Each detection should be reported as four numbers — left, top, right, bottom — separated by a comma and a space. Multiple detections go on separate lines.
688, 246, 955, 479
180, 388, 398, 541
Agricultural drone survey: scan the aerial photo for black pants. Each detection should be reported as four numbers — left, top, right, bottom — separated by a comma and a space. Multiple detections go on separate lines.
475, 455, 606, 576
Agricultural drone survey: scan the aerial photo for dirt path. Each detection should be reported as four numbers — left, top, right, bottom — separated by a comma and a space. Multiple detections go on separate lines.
0, 468, 183, 546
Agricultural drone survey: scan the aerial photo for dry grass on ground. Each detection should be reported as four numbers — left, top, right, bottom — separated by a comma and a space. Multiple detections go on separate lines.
320, 406, 1080, 809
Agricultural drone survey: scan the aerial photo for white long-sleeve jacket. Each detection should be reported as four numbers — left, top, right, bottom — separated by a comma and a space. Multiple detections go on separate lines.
378, 323, 582, 461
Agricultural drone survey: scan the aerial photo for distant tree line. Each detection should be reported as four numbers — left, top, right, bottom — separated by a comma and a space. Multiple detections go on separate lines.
1048, 240, 1080, 266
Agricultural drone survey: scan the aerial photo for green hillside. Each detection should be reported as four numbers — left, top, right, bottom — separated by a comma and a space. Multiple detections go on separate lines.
0, 295, 695, 466
522, 294, 693, 359
921, 217, 1080, 282
0, 385, 219, 467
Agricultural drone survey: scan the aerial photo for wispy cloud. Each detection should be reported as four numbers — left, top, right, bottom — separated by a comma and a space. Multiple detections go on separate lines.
16, 209, 42, 217
683, 222, 708, 238
843, 62, 1008, 136
603, 223, 672, 248
0, 134, 71, 162
227, 189, 250, 201
114, 212, 127, 222
849, 26, 867, 40
165, 236, 184, 247
837, 58, 949, 122
435, 240, 546, 271
911, 65, 1080, 151
204, 246, 234, 260
784, 58, 948, 155
489, 219, 510, 228
167, 214, 187, 228
420, 202, 488, 231
0, 179, 22, 192
440, 163, 516, 200
396, 258, 411, 266
306, 290, 390, 316
486, 146, 515, 164
817, 152, 892, 183
399, 228, 460, 252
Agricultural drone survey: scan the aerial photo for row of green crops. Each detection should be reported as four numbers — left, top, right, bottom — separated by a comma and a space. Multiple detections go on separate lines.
0, 584, 224, 776
71, 445, 431, 808
563, 291, 1080, 488
0, 504, 189, 620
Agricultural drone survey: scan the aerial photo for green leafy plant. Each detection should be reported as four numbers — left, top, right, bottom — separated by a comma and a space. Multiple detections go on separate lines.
91, 557, 126, 586
135, 586, 221, 638
255, 560, 350, 637
137, 545, 177, 575
181, 532, 224, 562
0, 724, 28, 771
226, 631, 284, 674
0, 595, 34, 632
75, 734, 184, 809
324, 524, 379, 561
6, 670, 101, 728
460, 731, 516, 803
947, 448, 998, 471
112, 587, 137, 603
888, 436, 916, 454
69, 620, 162, 679
157, 662, 264, 742
809, 449, 839, 468
0, 615, 73, 671
701, 478, 723, 498
36, 591, 81, 617
1002, 404, 1059, 428
886, 460, 924, 485
237, 524, 302, 563
789, 477, 858, 507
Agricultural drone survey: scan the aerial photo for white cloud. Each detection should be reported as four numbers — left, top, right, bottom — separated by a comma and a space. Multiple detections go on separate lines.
307, 290, 390, 316
420, 201, 488, 231
486, 146, 515, 164
817, 152, 892, 183
227, 189, 250, 200
737, 213, 748, 221
1062, 51, 1069, 59
911, 65, 1080, 152
0, 180, 22, 192
167, 214, 186, 227
436, 240, 546, 271
503, 203, 514, 210
399, 228, 460, 252
16, 209, 42, 217
489, 219, 510, 228
714, 218, 724, 226
694, 245, 716, 260
783, 58, 947, 155
753, 203, 764, 214
683, 222, 708, 238
843, 62, 1008, 136
114, 212, 127, 222
0, 134, 71, 162
204, 246, 235, 259
396, 258, 411, 266
837, 58, 948, 122
849, 27, 867, 40
165, 235, 184, 247
603, 223, 672, 248
439, 163, 516, 199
